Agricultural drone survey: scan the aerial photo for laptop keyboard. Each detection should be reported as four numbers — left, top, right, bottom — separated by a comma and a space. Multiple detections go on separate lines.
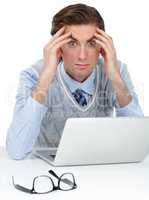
49, 154, 56, 159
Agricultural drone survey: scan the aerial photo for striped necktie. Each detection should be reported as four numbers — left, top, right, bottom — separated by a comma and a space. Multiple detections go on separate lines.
72, 88, 87, 106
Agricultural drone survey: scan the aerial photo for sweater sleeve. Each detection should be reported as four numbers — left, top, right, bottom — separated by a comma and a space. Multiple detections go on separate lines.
6, 67, 48, 160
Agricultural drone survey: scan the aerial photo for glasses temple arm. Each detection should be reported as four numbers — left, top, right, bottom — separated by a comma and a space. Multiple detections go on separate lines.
48, 171, 76, 187
12, 176, 33, 194
48, 170, 60, 180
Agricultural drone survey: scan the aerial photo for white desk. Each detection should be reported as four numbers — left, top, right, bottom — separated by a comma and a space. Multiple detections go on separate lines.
1, 147, 149, 200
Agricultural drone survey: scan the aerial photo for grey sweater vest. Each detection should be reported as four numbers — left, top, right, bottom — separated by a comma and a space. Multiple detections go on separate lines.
32, 59, 116, 148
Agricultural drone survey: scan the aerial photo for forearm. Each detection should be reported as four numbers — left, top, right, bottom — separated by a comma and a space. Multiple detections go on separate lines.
110, 61, 144, 116
115, 93, 144, 117
6, 96, 48, 159
112, 75, 132, 107
32, 67, 54, 104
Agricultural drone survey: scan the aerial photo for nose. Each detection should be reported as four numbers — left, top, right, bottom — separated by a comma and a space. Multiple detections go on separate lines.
78, 45, 87, 61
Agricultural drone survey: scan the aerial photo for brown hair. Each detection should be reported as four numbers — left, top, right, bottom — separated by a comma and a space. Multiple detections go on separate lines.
51, 3, 105, 35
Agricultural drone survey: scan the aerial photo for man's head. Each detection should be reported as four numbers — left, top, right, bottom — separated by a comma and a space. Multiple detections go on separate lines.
51, 4, 105, 82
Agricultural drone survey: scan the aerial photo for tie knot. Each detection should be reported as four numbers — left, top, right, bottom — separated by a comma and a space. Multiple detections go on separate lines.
72, 88, 87, 106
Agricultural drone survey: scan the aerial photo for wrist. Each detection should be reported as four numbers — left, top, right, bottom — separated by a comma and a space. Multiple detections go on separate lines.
32, 86, 47, 104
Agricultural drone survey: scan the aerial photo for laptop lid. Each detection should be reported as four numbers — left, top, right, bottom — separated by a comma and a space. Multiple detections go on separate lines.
53, 117, 149, 166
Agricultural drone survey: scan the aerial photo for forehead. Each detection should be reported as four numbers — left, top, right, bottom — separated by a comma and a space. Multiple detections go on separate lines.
64, 24, 97, 41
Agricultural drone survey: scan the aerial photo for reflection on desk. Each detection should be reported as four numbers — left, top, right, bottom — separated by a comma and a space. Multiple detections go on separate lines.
1, 147, 149, 200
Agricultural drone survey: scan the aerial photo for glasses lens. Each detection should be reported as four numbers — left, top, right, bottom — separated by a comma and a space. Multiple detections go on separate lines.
59, 173, 74, 190
34, 176, 53, 193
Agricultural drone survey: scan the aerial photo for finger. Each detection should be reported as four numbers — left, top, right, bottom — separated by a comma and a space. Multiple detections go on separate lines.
94, 39, 109, 55
94, 32, 112, 52
53, 38, 72, 52
47, 26, 66, 45
45, 31, 71, 50
51, 26, 66, 41
50, 32, 72, 49
96, 28, 113, 42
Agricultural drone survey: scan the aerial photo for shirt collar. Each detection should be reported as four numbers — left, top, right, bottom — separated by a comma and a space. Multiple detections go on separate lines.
60, 61, 96, 95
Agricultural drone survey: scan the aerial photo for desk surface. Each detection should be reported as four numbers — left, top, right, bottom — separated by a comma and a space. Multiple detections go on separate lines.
1, 147, 149, 200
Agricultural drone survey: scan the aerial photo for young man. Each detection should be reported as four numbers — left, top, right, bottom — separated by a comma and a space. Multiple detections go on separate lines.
6, 4, 143, 160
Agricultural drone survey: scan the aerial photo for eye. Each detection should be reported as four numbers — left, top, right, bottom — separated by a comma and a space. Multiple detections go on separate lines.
88, 40, 97, 47
67, 40, 78, 47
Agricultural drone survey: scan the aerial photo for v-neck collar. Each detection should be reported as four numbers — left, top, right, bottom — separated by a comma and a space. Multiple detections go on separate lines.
58, 61, 99, 112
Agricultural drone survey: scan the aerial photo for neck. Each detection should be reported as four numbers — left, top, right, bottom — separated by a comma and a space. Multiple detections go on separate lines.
66, 72, 90, 82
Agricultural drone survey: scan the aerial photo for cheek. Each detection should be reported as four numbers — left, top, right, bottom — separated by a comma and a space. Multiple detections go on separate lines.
95, 47, 101, 55
89, 49, 100, 60
62, 49, 77, 61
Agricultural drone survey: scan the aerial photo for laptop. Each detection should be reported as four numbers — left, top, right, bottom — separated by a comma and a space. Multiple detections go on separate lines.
34, 117, 149, 166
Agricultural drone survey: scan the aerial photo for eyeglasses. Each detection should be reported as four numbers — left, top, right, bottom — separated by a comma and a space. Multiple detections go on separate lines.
12, 170, 77, 194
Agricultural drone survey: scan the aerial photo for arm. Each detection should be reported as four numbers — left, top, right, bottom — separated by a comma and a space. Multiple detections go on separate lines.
113, 62, 144, 116
94, 28, 143, 116
6, 69, 48, 160
6, 27, 72, 160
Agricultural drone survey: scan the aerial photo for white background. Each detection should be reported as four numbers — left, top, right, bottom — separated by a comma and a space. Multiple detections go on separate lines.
0, 0, 149, 146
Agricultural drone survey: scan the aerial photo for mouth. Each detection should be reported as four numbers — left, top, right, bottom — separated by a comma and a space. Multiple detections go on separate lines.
75, 64, 89, 70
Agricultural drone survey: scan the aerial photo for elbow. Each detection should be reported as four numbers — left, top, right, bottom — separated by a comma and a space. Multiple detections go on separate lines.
6, 139, 30, 160
7, 153, 27, 160
6, 123, 33, 160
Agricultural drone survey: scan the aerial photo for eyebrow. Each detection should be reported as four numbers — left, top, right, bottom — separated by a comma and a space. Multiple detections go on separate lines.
69, 35, 96, 42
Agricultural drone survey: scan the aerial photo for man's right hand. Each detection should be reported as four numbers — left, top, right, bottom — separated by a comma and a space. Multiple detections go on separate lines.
32, 27, 71, 104
42, 26, 71, 79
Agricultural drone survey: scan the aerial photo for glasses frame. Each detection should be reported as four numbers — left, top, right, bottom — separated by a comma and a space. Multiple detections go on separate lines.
12, 170, 77, 194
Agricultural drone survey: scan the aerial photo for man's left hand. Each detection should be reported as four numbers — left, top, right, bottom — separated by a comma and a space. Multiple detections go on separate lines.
94, 28, 132, 107
94, 28, 120, 81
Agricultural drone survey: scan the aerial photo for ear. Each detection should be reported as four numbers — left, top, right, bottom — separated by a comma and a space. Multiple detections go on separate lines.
98, 48, 101, 56
60, 47, 63, 53
57, 48, 63, 61
100, 48, 105, 57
